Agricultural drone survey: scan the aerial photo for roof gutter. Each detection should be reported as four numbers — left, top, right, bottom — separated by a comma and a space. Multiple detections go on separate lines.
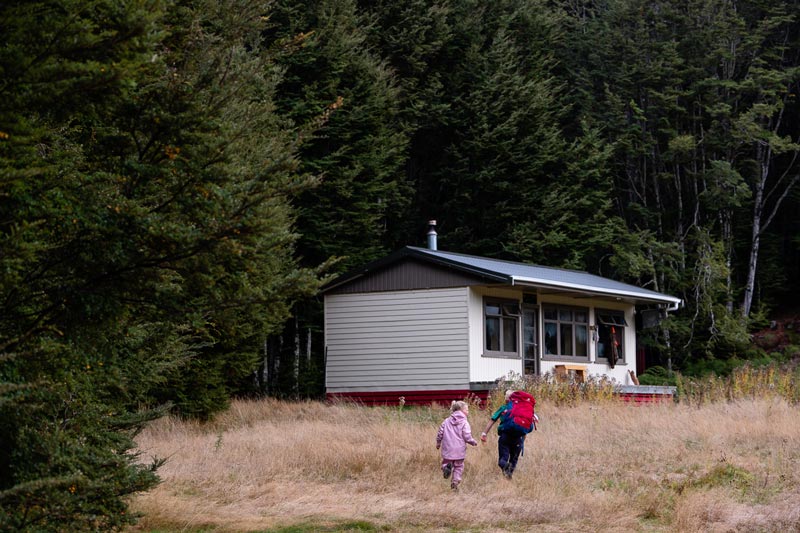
510, 275, 683, 308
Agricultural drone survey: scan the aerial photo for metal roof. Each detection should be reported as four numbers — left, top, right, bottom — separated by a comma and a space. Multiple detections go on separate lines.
324, 246, 683, 309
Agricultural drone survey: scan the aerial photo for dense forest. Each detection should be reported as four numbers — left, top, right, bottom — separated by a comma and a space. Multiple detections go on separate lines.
1, 0, 799, 529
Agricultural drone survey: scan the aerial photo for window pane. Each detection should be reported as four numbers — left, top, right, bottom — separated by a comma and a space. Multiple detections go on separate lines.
486, 317, 500, 351
486, 303, 501, 316
575, 325, 587, 357
524, 313, 535, 328
544, 322, 558, 355
597, 324, 610, 358
503, 318, 517, 352
524, 328, 536, 345
560, 323, 573, 355
575, 311, 587, 323
525, 343, 537, 357
612, 326, 623, 361
544, 309, 557, 320
559, 310, 572, 321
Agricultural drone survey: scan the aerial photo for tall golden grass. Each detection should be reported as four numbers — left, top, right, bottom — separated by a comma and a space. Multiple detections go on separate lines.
128, 396, 800, 530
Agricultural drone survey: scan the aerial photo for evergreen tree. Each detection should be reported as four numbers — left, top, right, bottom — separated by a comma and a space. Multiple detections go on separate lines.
0, 0, 318, 528
269, 0, 410, 272
556, 0, 800, 367
365, 0, 614, 264
259, 0, 410, 397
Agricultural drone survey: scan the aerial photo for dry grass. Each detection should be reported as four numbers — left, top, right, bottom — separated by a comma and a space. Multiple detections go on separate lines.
127, 396, 800, 533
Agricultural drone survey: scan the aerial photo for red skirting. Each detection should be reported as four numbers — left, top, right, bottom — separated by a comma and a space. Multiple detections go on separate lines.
327, 389, 489, 407
618, 392, 674, 404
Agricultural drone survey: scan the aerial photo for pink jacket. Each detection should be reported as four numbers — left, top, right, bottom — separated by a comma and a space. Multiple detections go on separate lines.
436, 410, 478, 460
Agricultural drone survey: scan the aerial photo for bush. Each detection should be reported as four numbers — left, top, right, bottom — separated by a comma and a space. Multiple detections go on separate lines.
638, 366, 676, 386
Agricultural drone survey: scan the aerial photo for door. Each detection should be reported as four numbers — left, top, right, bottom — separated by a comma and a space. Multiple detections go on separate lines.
522, 307, 538, 376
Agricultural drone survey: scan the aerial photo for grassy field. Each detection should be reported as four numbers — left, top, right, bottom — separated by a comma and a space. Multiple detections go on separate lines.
128, 391, 800, 533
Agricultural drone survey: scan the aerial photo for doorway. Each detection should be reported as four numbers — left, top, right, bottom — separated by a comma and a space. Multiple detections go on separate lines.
522, 307, 538, 376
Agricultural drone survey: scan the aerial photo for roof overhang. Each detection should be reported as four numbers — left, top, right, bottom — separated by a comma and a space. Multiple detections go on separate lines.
511, 276, 683, 310
322, 246, 683, 313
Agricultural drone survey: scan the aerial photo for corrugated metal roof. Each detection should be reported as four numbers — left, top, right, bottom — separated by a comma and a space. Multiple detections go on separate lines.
322, 245, 682, 308
408, 247, 682, 307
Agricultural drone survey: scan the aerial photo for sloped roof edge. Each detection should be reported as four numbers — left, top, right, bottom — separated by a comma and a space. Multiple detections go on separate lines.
319, 246, 509, 293
321, 246, 682, 308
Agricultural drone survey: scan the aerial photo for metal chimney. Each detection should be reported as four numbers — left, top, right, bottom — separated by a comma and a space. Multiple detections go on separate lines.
427, 220, 438, 250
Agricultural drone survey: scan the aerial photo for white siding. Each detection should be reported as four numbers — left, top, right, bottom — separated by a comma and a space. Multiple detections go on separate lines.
325, 288, 470, 393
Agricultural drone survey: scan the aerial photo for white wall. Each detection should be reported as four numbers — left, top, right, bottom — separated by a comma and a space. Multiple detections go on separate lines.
467, 289, 639, 386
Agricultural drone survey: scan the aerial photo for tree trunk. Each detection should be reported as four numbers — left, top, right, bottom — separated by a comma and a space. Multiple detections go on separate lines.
293, 315, 300, 396
306, 326, 312, 364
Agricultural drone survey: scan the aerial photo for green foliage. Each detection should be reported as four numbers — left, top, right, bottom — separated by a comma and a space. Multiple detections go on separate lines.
693, 462, 754, 492
638, 366, 677, 386
268, 0, 411, 272
1, 0, 321, 527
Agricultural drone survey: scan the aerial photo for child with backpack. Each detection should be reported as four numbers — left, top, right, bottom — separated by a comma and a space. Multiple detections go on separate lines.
480, 389, 537, 479
436, 400, 479, 491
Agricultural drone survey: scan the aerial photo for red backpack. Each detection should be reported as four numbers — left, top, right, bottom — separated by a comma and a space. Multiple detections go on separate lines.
501, 391, 536, 436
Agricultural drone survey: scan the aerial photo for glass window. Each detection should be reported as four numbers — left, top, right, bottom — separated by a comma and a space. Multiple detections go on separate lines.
544, 322, 558, 355
542, 305, 588, 359
596, 309, 625, 366
575, 325, 588, 357
486, 317, 500, 351
484, 298, 519, 357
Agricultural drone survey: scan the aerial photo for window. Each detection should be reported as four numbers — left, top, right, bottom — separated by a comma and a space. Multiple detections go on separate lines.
484, 298, 519, 357
543, 305, 588, 359
596, 309, 626, 366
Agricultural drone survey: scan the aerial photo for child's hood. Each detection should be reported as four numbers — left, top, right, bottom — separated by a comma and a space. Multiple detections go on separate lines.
448, 410, 468, 426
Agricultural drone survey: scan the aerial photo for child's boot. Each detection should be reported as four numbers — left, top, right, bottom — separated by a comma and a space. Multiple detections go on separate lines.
442, 462, 453, 479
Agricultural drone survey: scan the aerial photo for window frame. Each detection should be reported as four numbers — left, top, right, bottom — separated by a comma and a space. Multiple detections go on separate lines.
541, 304, 589, 361
595, 308, 627, 365
483, 297, 520, 359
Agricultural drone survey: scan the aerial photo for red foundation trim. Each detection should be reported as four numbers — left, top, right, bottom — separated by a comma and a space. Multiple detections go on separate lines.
326, 389, 490, 407
618, 392, 674, 403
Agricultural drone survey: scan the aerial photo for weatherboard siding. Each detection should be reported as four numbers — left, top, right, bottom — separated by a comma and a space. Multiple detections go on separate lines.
325, 288, 470, 392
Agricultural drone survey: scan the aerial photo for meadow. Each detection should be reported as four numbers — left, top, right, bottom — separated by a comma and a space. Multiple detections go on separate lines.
129, 373, 800, 533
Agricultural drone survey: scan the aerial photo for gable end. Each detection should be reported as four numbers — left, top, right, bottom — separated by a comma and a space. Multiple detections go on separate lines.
325, 257, 491, 294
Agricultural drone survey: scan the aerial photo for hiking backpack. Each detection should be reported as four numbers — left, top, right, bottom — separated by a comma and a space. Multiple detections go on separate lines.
501, 391, 536, 436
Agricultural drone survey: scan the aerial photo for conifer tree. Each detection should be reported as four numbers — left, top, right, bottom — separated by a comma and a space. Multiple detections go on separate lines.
259, 0, 410, 397
0, 0, 318, 528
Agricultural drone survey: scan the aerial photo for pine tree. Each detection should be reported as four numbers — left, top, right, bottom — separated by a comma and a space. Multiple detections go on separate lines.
259, 0, 410, 397
0, 0, 319, 528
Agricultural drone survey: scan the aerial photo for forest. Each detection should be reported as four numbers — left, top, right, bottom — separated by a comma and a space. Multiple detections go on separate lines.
1, 0, 799, 530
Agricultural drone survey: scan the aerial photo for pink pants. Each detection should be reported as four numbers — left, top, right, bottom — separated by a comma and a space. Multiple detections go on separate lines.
442, 458, 465, 483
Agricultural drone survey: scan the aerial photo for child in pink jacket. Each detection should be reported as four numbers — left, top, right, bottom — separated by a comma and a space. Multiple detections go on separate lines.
436, 400, 478, 490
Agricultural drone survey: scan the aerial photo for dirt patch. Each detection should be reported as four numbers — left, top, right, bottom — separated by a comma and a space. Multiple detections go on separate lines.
750, 313, 800, 362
